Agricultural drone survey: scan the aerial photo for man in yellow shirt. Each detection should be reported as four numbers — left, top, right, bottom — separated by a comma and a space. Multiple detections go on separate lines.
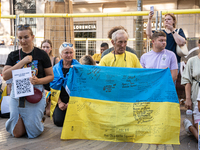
99, 30, 142, 68
92, 43, 109, 63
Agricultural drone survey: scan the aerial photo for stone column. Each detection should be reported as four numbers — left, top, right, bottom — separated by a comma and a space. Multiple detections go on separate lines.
135, 0, 143, 59
44, 0, 74, 57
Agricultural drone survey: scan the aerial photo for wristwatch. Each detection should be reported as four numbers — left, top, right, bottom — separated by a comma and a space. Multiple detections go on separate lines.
172, 31, 176, 34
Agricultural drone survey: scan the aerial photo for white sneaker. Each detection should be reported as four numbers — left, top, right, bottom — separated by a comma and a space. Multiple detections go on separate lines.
183, 118, 192, 134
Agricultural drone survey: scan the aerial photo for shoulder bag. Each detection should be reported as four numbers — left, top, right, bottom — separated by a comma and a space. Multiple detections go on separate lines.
176, 28, 189, 57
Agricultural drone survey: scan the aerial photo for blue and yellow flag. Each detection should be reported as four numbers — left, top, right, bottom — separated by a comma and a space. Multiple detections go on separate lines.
0, 86, 7, 111
61, 65, 180, 144
50, 59, 80, 118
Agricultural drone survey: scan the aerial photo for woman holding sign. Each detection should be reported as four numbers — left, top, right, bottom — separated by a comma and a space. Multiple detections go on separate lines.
2, 24, 54, 138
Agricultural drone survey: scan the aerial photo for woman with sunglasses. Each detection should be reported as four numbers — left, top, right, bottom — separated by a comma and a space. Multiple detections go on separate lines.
2, 24, 54, 138
50, 42, 80, 127
146, 11, 186, 71
41, 39, 60, 117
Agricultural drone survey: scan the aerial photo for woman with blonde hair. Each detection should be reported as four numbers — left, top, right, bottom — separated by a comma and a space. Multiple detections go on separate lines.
50, 42, 80, 127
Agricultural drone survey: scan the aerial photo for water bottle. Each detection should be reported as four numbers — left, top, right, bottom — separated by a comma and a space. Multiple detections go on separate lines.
186, 109, 193, 121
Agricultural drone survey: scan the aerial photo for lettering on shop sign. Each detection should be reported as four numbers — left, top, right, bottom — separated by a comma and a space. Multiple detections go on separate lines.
74, 24, 96, 30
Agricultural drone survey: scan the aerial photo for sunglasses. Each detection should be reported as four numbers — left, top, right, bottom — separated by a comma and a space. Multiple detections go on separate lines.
62, 43, 73, 47
17, 24, 30, 29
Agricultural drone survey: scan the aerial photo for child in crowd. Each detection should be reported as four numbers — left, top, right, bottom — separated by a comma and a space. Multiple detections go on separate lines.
184, 88, 200, 140
79, 55, 96, 65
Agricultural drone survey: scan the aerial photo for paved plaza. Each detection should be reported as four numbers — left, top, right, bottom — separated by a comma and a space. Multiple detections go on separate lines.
0, 104, 198, 150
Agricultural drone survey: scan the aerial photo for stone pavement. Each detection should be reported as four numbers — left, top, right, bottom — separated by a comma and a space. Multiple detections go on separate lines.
0, 104, 198, 150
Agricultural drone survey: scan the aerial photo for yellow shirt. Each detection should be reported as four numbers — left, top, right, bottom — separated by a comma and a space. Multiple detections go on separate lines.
92, 53, 101, 62
99, 51, 142, 68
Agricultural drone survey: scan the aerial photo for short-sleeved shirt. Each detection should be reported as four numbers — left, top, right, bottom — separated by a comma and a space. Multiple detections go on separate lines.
153, 28, 186, 63
140, 49, 178, 70
92, 53, 101, 62
99, 51, 142, 68
6, 47, 52, 78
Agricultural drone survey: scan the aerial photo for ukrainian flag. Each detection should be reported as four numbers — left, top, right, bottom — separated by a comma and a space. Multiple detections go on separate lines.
61, 65, 180, 144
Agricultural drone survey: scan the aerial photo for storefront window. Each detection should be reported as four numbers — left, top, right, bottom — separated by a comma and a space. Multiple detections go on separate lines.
74, 23, 96, 61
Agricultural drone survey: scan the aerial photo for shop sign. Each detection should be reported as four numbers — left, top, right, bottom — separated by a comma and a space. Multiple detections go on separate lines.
74, 24, 96, 30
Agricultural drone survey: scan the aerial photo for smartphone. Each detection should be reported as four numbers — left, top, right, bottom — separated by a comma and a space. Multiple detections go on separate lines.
150, 6, 154, 12
150, 6, 154, 15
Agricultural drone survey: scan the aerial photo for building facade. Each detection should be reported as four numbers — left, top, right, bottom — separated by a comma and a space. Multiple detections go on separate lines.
1, 0, 200, 58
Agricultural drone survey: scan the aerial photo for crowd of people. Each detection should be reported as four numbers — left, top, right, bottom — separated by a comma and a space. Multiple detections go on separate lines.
0, 10, 199, 143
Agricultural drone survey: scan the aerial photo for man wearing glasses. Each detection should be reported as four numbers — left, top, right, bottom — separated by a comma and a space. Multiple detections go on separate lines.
99, 29, 142, 68
140, 31, 178, 82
